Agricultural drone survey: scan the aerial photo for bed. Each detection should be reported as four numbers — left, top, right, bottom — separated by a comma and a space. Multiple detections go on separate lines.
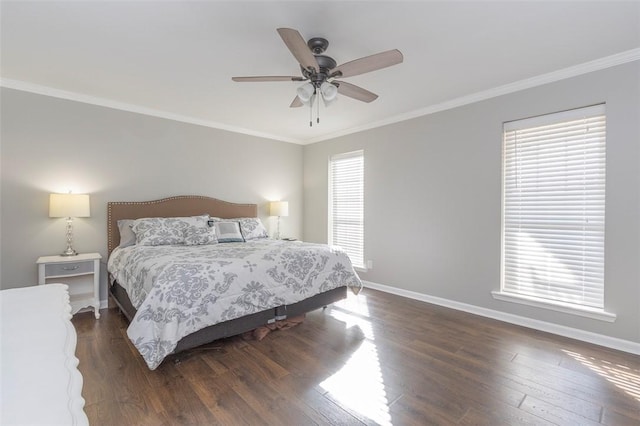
107, 195, 362, 369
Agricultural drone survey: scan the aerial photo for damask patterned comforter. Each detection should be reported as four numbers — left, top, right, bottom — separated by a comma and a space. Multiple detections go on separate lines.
107, 239, 362, 369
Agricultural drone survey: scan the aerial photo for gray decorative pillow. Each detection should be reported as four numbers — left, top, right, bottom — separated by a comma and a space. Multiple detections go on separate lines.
236, 217, 269, 240
214, 221, 244, 243
132, 215, 208, 246
117, 219, 136, 248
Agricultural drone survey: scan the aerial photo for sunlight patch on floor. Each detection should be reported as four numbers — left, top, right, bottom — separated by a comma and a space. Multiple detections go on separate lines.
327, 308, 374, 340
563, 349, 640, 401
335, 290, 371, 317
321, 293, 392, 425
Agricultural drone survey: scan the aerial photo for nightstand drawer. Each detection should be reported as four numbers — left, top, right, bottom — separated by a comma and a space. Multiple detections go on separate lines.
45, 261, 94, 277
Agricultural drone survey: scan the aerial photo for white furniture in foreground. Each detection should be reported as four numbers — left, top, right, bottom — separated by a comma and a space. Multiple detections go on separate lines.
0, 284, 89, 426
37, 252, 102, 318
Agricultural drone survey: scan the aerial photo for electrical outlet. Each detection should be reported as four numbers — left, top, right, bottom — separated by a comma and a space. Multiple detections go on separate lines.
366, 260, 373, 270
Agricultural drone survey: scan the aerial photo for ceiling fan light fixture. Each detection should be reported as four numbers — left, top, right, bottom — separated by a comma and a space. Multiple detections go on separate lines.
323, 93, 338, 107
296, 82, 315, 103
320, 81, 338, 101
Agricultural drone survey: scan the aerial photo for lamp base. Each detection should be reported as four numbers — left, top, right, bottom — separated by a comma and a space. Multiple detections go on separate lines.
61, 218, 78, 256
60, 247, 78, 256
274, 216, 281, 240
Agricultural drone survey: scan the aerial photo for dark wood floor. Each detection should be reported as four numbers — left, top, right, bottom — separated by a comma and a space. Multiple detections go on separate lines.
72, 288, 640, 425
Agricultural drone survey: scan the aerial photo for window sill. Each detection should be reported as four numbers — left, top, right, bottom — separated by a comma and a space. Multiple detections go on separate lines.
491, 291, 616, 322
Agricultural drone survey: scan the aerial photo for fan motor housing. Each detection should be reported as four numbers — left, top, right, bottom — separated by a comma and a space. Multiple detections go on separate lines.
301, 53, 337, 86
314, 55, 337, 71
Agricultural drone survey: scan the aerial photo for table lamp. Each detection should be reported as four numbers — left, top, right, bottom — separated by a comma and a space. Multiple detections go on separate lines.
269, 201, 289, 240
49, 193, 90, 256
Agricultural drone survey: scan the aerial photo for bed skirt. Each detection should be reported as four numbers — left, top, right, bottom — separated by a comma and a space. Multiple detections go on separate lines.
110, 281, 347, 355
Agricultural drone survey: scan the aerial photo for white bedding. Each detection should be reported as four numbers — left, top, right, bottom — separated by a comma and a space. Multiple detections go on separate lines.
108, 239, 362, 369
0, 284, 88, 426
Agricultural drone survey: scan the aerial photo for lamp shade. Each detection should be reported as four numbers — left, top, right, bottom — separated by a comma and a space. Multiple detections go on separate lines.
49, 193, 90, 218
269, 201, 289, 217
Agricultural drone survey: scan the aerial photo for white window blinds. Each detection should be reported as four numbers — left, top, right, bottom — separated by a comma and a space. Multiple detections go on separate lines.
329, 150, 364, 269
502, 104, 606, 309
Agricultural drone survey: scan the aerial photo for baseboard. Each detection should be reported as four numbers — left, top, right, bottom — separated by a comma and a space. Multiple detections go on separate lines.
362, 280, 640, 356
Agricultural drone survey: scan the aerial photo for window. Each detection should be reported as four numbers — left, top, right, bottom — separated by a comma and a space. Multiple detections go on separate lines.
329, 150, 364, 269
500, 104, 606, 313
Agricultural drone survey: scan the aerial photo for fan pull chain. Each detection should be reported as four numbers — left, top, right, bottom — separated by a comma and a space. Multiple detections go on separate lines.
317, 92, 320, 124
309, 98, 313, 127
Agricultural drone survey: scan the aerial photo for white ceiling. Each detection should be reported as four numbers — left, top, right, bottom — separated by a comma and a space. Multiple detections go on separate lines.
1, 1, 639, 144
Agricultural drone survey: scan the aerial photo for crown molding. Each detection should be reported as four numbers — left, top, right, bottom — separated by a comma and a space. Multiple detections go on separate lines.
2, 48, 638, 145
0, 78, 300, 144
302, 48, 640, 144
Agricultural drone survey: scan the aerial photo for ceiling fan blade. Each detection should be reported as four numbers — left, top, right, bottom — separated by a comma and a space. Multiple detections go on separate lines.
331, 49, 403, 78
232, 76, 304, 82
335, 81, 378, 103
277, 28, 318, 72
290, 96, 303, 108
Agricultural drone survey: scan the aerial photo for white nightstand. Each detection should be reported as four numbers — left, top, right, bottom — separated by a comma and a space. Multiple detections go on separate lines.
37, 252, 102, 319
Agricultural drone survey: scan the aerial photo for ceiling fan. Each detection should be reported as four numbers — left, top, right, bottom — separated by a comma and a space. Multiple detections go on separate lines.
232, 28, 403, 126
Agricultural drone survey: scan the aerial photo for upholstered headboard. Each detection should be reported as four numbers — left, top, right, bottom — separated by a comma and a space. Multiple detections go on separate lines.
107, 195, 258, 257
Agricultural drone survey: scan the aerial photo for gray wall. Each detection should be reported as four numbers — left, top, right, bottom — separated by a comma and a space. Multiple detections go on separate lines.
2, 62, 638, 344
0, 88, 303, 301
303, 62, 640, 343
